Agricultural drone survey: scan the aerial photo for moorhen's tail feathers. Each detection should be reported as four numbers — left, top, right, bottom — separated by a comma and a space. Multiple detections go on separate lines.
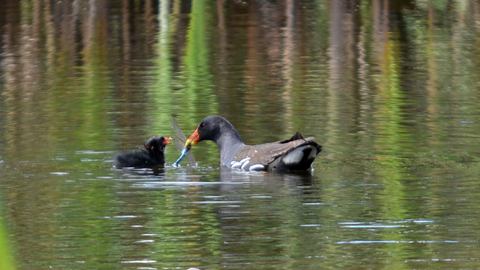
232, 136, 321, 171
280, 131, 305, 143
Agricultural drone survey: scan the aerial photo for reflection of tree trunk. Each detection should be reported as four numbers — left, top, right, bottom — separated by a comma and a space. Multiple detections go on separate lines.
21, 10, 41, 101
58, 0, 78, 67
245, 1, 257, 101
123, 0, 131, 63
476, 2, 480, 32
216, 0, 229, 112
373, 0, 389, 53
326, 0, 363, 162
244, 0, 284, 141
60, 0, 71, 51
2, 2, 21, 152
84, 0, 97, 57
425, 1, 439, 137
33, 0, 41, 40
122, 0, 131, 88
244, 1, 261, 136
329, 0, 346, 84
145, 0, 156, 55
357, 22, 371, 136
122, 0, 131, 90
83, 0, 108, 59
282, 0, 294, 134
44, 0, 56, 73
217, 0, 227, 58
329, 0, 360, 83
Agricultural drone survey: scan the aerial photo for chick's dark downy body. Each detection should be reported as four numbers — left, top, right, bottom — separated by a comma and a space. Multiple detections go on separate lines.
115, 136, 171, 169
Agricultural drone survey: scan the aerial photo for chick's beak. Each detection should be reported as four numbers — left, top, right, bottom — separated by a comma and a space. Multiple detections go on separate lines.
163, 137, 172, 146
185, 126, 200, 151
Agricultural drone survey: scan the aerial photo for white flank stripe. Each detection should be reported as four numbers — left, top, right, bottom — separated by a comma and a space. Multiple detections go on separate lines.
241, 160, 250, 170
231, 161, 242, 169
249, 164, 265, 171
239, 157, 250, 164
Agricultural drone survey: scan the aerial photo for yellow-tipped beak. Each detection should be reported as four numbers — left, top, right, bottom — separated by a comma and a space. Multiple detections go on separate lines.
163, 137, 172, 146
185, 126, 200, 150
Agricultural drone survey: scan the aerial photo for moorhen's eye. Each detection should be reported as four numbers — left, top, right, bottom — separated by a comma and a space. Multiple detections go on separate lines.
200, 122, 206, 128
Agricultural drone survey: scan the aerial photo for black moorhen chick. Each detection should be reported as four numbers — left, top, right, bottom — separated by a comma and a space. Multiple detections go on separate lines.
115, 136, 171, 169
182, 115, 322, 172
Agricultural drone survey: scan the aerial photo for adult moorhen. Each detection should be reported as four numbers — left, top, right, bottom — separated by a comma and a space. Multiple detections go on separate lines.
115, 136, 171, 169
179, 115, 322, 172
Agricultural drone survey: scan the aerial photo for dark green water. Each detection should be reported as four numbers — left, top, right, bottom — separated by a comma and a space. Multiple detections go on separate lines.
1, 1, 480, 269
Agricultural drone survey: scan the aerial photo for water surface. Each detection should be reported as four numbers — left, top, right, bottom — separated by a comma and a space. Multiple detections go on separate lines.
1, 1, 480, 269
